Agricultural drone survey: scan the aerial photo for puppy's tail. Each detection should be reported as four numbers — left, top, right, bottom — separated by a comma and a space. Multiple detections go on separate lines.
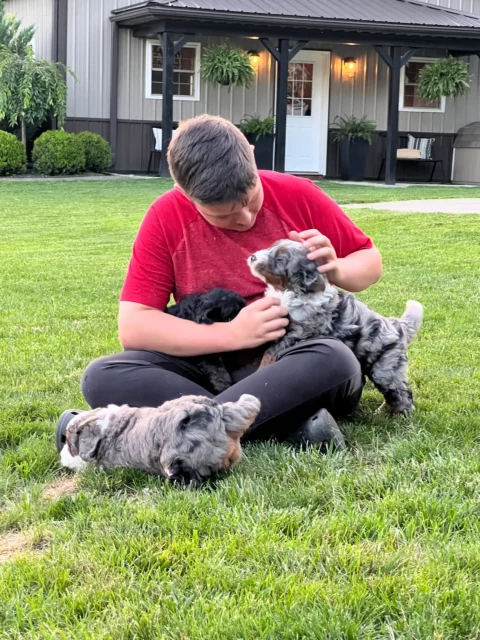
400, 300, 423, 345
222, 394, 261, 435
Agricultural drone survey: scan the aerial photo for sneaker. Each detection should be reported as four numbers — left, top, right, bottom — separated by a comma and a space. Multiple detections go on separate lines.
286, 408, 346, 453
55, 409, 83, 453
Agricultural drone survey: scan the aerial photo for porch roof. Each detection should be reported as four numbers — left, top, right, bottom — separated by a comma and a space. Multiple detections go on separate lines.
113, 0, 480, 29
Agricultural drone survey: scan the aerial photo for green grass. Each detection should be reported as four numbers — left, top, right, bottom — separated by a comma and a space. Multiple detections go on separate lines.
1, 178, 480, 639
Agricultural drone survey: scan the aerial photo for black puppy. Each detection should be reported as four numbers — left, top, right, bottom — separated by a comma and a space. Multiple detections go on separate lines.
166, 289, 246, 393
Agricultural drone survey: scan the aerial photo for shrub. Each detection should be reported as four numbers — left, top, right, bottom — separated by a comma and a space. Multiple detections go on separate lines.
77, 131, 111, 172
0, 130, 26, 175
32, 130, 86, 175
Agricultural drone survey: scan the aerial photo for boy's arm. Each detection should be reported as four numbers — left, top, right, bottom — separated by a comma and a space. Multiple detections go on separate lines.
119, 299, 289, 356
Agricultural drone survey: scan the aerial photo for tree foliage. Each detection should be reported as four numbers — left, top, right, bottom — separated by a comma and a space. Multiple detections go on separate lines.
0, 47, 74, 147
0, 0, 35, 56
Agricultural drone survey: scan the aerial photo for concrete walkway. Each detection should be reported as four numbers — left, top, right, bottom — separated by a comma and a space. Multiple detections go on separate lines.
345, 198, 480, 214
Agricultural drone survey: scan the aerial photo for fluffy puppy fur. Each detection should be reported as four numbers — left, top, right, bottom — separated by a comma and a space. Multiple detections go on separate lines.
60, 394, 261, 486
248, 240, 423, 415
166, 289, 246, 393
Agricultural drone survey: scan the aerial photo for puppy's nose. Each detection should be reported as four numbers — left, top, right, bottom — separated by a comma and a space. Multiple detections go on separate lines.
250, 254, 257, 263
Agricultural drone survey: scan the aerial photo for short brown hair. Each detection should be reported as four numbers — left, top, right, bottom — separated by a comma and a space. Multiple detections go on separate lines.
167, 115, 257, 205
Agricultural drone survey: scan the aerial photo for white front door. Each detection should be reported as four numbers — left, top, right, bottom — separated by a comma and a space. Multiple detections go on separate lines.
285, 50, 331, 175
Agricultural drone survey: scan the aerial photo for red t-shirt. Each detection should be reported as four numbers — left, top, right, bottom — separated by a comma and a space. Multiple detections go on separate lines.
120, 171, 373, 310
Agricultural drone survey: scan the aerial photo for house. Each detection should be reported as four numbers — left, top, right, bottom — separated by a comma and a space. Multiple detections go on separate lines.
5, 0, 480, 183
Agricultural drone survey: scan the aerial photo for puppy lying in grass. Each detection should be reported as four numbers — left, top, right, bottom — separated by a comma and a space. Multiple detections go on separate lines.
249, 239, 423, 415
60, 394, 261, 486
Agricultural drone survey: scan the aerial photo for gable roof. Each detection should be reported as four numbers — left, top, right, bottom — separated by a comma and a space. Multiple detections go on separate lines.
140, 0, 480, 29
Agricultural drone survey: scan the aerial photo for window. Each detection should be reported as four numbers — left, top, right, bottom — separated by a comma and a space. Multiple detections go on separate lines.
145, 41, 200, 101
400, 57, 446, 113
287, 62, 313, 117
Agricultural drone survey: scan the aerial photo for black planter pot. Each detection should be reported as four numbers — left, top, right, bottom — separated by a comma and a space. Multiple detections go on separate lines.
245, 133, 274, 170
339, 138, 369, 181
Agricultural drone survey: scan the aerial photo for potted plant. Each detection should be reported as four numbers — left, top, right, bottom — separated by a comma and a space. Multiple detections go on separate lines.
239, 115, 275, 169
331, 115, 376, 181
201, 44, 255, 88
418, 57, 471, 102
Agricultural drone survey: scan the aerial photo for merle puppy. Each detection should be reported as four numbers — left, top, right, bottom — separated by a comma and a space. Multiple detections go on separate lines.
165, 289, 246, 393
248, 240, 423, 415
60, 394, 261, 487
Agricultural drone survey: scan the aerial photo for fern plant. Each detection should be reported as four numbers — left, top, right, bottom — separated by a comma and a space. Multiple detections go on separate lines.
239, 115, 274, 140
418, 57, 471, 101
330, 115, 376, 144
201, 44, 254, 88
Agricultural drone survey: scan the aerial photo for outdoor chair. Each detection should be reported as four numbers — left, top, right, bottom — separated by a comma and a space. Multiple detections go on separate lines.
147, 125, 178, 173
377, 133, 446, 183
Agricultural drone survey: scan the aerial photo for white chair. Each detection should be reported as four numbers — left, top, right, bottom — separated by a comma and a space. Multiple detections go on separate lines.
148, 127, 178, 173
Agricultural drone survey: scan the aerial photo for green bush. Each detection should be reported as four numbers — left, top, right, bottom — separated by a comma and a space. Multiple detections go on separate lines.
32, 130, 86, 175
77, 131, 112, 172
0, 130, 26, 175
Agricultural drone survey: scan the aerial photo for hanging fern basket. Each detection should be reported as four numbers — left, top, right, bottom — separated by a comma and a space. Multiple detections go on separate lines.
201, 44, 255, 88
418, 57, 472, 102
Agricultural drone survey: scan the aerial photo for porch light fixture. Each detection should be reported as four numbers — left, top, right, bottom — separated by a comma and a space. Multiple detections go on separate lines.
248, 50, 260, 65
343, 56, 357, 79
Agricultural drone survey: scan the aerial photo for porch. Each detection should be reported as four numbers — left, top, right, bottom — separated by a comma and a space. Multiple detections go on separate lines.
107, 0, 480, 185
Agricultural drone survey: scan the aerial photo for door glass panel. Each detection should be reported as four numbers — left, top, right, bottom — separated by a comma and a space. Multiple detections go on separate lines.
287, 62, 313, 117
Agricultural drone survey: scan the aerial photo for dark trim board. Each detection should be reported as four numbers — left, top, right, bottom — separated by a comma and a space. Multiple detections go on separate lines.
52, 0, 68, 128
327, 131, 455, 183
53, 0, 68, 68
65, 118, 455, 181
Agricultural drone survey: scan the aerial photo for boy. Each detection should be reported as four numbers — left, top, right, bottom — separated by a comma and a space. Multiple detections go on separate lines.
60, 115, 382, 449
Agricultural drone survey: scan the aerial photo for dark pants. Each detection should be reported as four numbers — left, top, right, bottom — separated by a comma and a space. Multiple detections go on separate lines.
81, 339, 363, 443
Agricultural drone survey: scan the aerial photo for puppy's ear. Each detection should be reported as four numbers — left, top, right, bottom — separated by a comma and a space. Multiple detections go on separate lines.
168, 458, 203, 488
222, 394, 261, 438
292, 257, 326, 294
67, 421, 103, 462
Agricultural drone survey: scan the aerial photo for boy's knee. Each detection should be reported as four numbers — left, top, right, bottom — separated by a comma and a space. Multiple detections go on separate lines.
280, 338, 362, 384
326, 340, 362, 381
81, 355, 119, 408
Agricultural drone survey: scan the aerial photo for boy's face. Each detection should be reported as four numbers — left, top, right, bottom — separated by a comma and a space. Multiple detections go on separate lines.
191, 178, 264, 232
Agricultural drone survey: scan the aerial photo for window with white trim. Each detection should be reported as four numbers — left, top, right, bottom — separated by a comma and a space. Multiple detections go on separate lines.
145, 41, 200, 101
400, 57, 446, 113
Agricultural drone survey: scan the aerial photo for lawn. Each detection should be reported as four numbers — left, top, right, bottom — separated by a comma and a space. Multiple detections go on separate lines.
0, 178, 480, 639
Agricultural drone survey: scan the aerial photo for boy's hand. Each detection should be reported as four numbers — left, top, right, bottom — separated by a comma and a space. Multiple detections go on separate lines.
225, 297, 289, 350
289, 229, 342, 283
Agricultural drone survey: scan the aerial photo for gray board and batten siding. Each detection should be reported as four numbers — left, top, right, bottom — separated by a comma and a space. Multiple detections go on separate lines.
5, 0, 480, 177
4, 0, 54, 60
